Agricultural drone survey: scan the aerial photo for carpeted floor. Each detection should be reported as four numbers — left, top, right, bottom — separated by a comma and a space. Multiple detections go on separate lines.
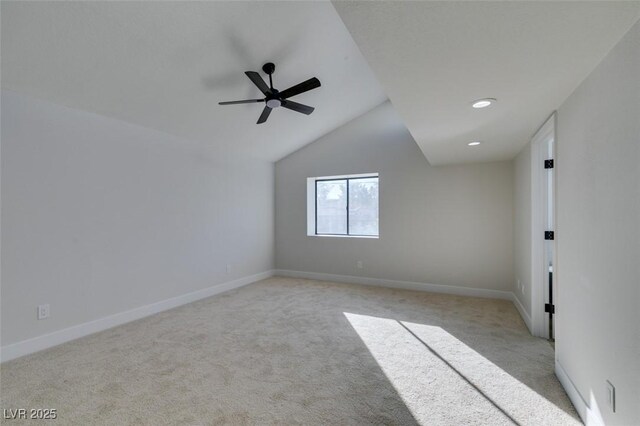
1, 277, 580, 425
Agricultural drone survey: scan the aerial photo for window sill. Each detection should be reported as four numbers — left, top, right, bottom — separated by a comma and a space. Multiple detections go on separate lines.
309, 234, 379, 239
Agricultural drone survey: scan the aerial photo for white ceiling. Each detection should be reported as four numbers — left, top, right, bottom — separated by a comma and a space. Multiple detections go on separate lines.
3, 2, 639, 166
333, 1, 640, 165
1, 1, 386, 162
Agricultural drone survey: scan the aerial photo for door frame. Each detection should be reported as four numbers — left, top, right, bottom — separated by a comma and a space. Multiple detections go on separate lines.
530, 112, 557, 339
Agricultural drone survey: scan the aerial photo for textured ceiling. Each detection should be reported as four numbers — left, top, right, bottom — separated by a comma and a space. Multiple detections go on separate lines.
333, 1, 640, 165
1, 1, 387, 161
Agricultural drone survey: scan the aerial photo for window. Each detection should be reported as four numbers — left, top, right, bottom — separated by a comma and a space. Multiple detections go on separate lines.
308, 174, 379, 237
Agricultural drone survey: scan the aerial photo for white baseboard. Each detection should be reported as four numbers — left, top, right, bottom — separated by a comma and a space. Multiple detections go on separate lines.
0, 270, 274, 363
274, 269, 513, 300
0, 270, 534, 363
510, 293, 533, 333
555, 359, 600, 425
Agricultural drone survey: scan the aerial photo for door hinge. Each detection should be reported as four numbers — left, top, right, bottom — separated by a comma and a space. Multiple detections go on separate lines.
545, 303, 555, 314
545, 231, 555, 240
544, 159, 554, 169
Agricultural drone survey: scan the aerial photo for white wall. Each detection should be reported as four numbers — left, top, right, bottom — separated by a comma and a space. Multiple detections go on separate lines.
1, 91, 274, 347
513, 142, 532, 323
555, 20, 639, 425
275, 102, 514, 292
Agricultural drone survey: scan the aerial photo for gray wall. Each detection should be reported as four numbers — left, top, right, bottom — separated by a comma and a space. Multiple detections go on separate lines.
1, 91, 274, 346
275, 102, 514, 291
556, 21, 639, 425
513, 142, 532, 320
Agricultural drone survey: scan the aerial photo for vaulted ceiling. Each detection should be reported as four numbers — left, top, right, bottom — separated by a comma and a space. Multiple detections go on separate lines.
2, 1, 638, 165
0, 1, 386, 162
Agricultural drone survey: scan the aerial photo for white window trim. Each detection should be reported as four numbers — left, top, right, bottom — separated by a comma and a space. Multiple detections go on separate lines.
307, 173, 379, 239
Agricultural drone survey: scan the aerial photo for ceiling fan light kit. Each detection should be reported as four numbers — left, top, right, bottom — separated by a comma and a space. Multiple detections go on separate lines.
219, 62, 321, 124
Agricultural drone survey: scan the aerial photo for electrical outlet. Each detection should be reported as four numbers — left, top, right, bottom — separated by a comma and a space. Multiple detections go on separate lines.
226, 264, 231, 274
356, 261, 363, 269
606, 380, 615, 412
37, 304, 50, 320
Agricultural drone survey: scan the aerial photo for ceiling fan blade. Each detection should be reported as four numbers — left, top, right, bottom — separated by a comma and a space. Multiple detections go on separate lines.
219, 99, 265, 105
245, 71, 271, 95
257, 106, 272, 124
282, 100, 314, 115
279, 77, 321, 99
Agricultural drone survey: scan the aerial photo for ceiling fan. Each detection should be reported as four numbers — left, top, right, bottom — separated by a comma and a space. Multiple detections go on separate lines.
219, 62, 321, 124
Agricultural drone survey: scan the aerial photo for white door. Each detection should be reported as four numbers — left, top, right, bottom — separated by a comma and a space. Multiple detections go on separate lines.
543, 132, 555, 340
531, 113, 556, 340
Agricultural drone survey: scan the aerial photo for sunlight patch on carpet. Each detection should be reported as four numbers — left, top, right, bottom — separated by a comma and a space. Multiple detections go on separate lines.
344, 312, 580, 426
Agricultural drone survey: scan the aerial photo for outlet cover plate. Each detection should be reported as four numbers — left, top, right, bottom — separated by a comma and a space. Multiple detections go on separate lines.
37, 304, 50, 320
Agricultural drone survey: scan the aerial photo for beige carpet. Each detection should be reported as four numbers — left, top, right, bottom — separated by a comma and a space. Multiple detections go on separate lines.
1, 277, 579, 425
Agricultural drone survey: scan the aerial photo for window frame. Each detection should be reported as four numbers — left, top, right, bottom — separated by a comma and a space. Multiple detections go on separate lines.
314, 175, 379, 237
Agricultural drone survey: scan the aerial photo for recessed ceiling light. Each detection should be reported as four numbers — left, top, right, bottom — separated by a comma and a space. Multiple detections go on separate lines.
472, 98, 496, 109
468, 141, 482, 146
